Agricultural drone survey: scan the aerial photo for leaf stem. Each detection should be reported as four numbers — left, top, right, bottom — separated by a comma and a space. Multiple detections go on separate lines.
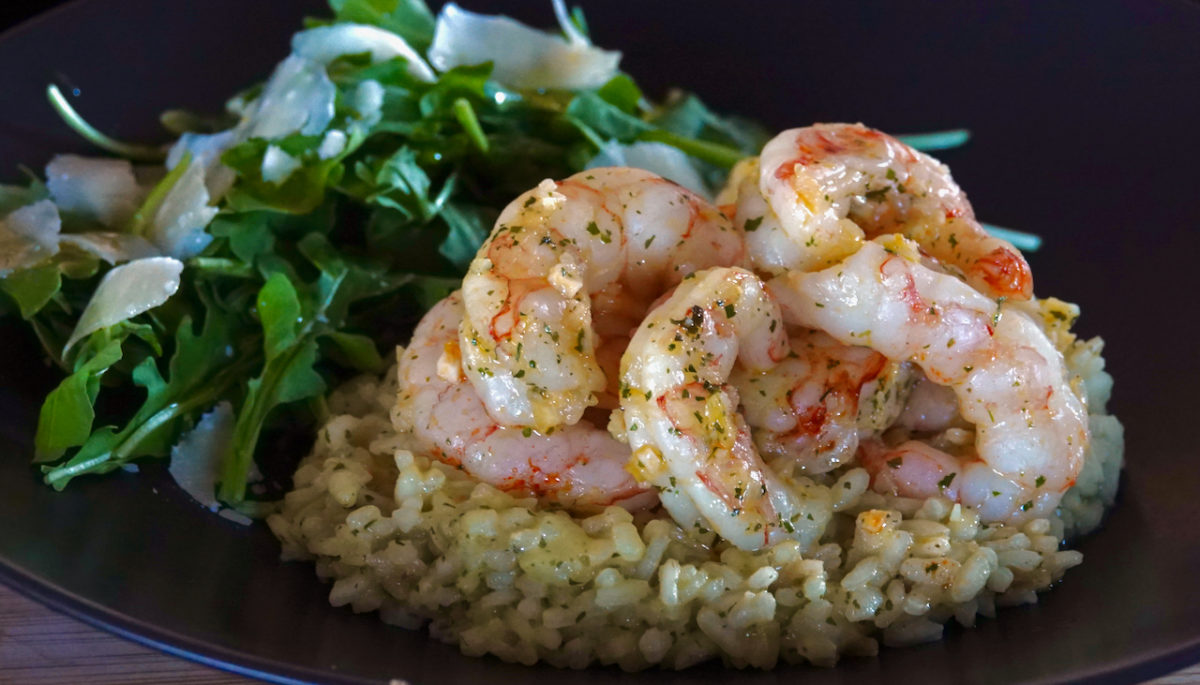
46, 84, 167, 162
127, 151, 192, 236
217, 344, 299, 503
896, 129, 971, 152
636, 129, 745, 169
219, 271, 345, 504
981, 222, 1043, 252
452, 98, 489, 153
187, 257, 256, 279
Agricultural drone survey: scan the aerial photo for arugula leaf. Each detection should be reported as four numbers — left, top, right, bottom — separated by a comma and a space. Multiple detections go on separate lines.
301, 234, 415, 329
324, 330, 385, 372
361, 206, 456, 274
327, 0, 436, 52
438, 200, 491, 270
222, 135, 346, 214
32, 316, 161, 466
365, 146, 455, 221
268, 341, 327, 406
210, 205, 339, 271
257, 273, 302, 360
210, 216, 275, 265
0, 264, 61, 319
565, 91, 652, 143
215, 231, 412, 504
563, 84, 756, 170
417, 64, 492, 117
34, 337, 123, 462
220, 336, 324, 503
0, 179, 50, 216
648, 94, 709, 138
595, 74, 643, 113
41, 306, 251, 488
650, 93, 768, 154
405, 275, 459, 312
635, 129, 744, 169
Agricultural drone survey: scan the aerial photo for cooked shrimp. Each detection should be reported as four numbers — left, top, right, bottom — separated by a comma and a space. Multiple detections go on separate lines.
619, 267, 834, 551
895, 373, 962, 432
718, 155, 863, 274
727, 123, 1032, 300
768, 236, 1088, 520
732, 328, 913, 475
857, 438, 1023, 510
396, 291, 655, 512
459, 167, 746, 432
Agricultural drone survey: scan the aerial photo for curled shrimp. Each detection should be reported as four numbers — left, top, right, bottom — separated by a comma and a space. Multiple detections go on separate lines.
768, 235, 1088, 520
459, 167, 746, 432
396, 291, 655, 512
732, 328, 913, 476
724, 123, 1033, 300
619, 267, 834, 551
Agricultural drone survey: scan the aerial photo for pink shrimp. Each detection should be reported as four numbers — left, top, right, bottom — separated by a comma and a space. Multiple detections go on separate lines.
619, 267, 834, 551
769, 236, 1088, 521
726, 123, 1033, 300
395, 292, 655, 512
733, 328, 912, 476
459, 168, 746, 433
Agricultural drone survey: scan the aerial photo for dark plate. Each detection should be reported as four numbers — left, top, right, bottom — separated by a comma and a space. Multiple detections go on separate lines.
2, 1, 1199, 683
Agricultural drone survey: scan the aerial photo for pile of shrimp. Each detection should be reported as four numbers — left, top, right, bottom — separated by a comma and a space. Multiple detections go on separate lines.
394, 123, 1093, 553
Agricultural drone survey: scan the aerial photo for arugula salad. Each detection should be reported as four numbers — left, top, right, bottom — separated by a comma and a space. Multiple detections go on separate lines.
0, 0, 1027, 517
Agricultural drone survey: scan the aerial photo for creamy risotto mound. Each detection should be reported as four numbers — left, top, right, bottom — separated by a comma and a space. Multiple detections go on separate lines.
268, 322, 1121, 670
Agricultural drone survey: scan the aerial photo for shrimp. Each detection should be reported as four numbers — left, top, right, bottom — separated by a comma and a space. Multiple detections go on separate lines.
725, 123, 1032, 300
619, 267, 834, 551
395, 291, 655, 512
895, 373, 963, 433
459, 167, 746, 432
732, 328, 914, 476
767, 235, 1088, 520
718, 155, 863, 274
857, 439, 1010, 505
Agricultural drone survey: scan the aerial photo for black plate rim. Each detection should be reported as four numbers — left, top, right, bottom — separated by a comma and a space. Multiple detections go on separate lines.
6, 546, 1200, 685
0, 557, 340, 685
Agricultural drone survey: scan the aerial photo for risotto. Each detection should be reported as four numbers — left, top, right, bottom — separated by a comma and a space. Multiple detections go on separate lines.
267, 315, 1121, 669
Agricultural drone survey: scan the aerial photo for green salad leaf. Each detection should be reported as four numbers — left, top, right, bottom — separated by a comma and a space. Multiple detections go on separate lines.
1, 264, 61, 319
329, 0, 437, 51
41, 302, 250, 487
34, 337, 125, 462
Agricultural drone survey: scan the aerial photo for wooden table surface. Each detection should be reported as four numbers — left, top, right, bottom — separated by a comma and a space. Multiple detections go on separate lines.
0, 582, 1196, 685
